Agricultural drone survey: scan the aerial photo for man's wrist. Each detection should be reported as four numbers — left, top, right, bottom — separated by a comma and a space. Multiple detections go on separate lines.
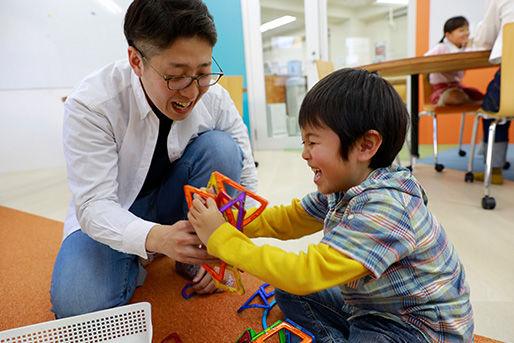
145, 224, 163, 253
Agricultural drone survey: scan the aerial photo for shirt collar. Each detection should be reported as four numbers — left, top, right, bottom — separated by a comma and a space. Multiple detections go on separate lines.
130, 67, 152, 120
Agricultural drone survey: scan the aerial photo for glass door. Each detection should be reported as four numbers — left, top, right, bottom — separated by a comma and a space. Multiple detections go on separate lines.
242, 0, 323, 150
260, 0, 308, 148
325, 0, 410, 101
241, 0, 412, 150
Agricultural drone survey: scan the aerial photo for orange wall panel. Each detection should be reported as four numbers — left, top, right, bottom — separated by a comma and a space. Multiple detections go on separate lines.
415, 0, 513, 144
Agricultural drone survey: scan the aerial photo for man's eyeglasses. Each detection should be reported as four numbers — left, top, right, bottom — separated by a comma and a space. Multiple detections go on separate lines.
133, 45, 223, 91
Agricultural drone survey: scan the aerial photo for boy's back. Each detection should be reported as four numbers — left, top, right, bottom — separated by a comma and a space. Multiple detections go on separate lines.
303, 166, 473, 342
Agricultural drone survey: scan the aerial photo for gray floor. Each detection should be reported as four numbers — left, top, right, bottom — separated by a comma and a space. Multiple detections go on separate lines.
1, 150, 513, 342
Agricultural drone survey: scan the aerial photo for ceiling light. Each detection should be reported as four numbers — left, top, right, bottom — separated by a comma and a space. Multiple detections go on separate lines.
96, 0, 123, 15
375, 0, 409, 5
260, 16, 297, 33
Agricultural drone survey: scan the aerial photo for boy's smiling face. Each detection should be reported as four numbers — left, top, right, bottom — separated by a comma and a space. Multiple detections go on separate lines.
301, 124, 365, 194
301, 123, 382, 194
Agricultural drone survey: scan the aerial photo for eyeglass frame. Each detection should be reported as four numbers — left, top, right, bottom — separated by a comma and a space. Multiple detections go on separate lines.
132, 45, 224, 91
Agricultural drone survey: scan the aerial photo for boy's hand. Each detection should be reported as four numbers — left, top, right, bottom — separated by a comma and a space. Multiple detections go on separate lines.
188, 196, 226, 244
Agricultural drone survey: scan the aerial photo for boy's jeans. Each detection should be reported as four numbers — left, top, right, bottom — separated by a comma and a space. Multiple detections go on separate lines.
275, 287, 427, 343
50, 130, 243, 318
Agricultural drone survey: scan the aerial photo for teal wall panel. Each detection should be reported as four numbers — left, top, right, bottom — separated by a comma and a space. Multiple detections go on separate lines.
204, 0, 251, 131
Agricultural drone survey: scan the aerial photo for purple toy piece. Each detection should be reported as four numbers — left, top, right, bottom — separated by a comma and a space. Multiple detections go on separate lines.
181, 283, 197, 299
219, 190, 247, 232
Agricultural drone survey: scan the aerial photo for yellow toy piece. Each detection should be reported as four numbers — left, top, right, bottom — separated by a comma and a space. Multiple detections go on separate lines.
212, 264, 245, 295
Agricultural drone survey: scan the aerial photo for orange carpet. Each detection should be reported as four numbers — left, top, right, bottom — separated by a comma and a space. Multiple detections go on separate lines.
0, 206, 504, 342
0, 206, 282, 342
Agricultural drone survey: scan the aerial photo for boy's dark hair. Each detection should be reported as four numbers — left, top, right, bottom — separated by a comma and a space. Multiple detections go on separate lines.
299, 68, 408, 170
124, 0, 217, 57
439, 16, 468, 43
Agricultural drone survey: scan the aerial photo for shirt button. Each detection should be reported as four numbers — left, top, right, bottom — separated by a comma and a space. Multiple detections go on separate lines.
347, 214, 354, 220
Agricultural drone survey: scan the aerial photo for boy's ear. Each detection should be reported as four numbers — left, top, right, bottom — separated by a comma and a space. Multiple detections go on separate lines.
355, 130, 382, 162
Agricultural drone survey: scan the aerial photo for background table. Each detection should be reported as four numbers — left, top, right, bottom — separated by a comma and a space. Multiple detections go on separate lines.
360, 50, 494, 160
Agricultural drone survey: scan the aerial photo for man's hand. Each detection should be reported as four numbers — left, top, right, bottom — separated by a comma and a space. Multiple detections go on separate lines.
145, 220, 220, 265
191, 267, 217, 294
187, 196, 226, 244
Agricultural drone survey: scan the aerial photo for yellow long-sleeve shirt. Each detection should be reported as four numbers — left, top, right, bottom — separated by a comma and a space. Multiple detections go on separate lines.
206, 199, 370, 295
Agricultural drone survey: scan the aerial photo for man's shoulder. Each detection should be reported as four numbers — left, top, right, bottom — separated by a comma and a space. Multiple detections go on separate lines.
67, 60, 134, 107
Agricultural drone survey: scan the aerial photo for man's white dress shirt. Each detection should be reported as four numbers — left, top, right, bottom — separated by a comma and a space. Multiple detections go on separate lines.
474, 0, 514, 64
63, 60, 257, 258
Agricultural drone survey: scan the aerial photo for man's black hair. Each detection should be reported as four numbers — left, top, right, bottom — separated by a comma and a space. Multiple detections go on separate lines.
124, 0, 217, 56
299, 68, 409, 169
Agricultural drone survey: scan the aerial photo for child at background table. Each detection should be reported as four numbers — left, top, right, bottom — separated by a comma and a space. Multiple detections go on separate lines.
425, 16, 483, 106
188, 68, 473, 343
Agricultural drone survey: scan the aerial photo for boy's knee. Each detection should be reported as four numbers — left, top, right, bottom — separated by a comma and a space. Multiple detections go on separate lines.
274, 288, 300, 310
274, 288, 292, 301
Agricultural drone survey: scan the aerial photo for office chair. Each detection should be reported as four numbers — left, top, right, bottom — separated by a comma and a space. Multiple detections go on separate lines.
419, 74, 481, 172
315, 60, 335, 80
464, 22, 514, 210
218, 75, 244, 117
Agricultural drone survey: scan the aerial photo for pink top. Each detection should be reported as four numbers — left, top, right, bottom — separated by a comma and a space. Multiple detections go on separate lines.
424, 39, 471, 85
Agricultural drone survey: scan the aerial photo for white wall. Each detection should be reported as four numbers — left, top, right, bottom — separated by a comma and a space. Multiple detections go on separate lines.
1, 0, 130, 90
328, 13, 407, 69
429, 0, 487, 49
0, 88, 70, 173
368, 14, 407, 62
0, 0, 130, 174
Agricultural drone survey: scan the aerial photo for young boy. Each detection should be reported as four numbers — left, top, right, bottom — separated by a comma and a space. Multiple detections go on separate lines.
188, 68, 473, 343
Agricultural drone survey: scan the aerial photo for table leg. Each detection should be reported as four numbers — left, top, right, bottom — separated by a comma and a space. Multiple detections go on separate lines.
410, 74, 419, 159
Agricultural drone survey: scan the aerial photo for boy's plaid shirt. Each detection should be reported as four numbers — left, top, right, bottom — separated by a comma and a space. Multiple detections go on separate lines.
301, 166, 473, 343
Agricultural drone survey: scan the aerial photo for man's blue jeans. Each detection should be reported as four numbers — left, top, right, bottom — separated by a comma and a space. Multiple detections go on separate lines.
50, 130, 243, 318
275, 288, 428, 343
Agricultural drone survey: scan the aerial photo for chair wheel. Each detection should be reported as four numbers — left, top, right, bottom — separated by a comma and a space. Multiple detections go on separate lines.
465, 172, 474, 182
504, 161, 510, 170
481, 196, 496, 210
435, 163, 444, 172
458, 150, 466, 157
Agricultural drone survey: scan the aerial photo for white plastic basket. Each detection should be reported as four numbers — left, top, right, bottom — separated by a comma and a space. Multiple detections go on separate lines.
0, 302, 152, 343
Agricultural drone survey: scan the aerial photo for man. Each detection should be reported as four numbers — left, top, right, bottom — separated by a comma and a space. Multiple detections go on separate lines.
472, 0, 514, 184
50, 0, 257, 318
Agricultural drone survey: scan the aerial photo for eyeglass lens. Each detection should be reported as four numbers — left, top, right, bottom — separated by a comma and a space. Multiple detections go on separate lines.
168, 74, 222, 90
